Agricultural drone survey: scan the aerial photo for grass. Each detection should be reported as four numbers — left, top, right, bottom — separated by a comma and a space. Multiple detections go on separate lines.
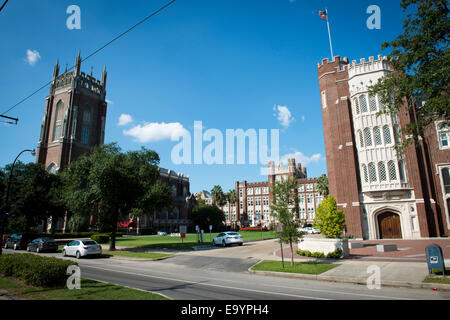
102, 250, 173, 260
423, 268, 450, 285
113, 231, 277, 250
0, 277, 169, 300
250, 260, 340, 275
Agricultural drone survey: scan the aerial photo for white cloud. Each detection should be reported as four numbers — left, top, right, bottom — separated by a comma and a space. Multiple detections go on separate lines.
280, 151, 322, 166
118, 114, 133, 126
123, 122, 189, 143
274, 105, 294, 128
25, 49, 41, 66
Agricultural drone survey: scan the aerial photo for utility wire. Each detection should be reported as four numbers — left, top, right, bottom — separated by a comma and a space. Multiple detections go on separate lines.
0, 0, 8, 13
0, 0, 177, 116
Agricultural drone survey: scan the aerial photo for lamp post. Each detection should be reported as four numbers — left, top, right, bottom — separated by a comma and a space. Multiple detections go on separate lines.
0, 149, 36, 255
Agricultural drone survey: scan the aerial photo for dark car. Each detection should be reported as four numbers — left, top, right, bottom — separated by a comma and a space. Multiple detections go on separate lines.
27, 237, 59, 253
4, 233, 38, 250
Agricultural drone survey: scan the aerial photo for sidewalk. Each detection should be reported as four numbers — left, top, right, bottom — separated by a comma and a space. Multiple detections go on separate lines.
259, 238, 450, 291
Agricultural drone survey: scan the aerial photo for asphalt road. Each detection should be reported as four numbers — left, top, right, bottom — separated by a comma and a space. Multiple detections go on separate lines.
4, 244, 450, 300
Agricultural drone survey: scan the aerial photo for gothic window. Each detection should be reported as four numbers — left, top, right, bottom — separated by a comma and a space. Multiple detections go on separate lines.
172, 207, 179, 220
364, 128, 373, 147
362, 164, 368, 183
359, 130, 364, 148
383, 125, 392, 144
374, 127, 382, 146
354, 98, 360, 114
377, 94, 385, 110
399, 160, 407, 182
369, 95, 377, 111
442, 167, 450, 194
81, 105, 92, 145
368, 163, 377, 182
394, 124, 401, 144
388, 161, 397, 181
360, 95, 368, 113
52, 101, 64, 141
378, 162, 387, 181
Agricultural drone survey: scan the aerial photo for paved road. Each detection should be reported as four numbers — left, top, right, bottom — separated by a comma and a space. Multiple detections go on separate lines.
4, 243, 450, 300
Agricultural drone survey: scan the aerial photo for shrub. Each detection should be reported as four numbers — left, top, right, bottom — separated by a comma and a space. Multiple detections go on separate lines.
313, 196, 346, 238
240, 227, 268, 232
0, 254, 77, 287
296, 249, 342, 259
326, 249, 343, 259
91, 233, 110, 244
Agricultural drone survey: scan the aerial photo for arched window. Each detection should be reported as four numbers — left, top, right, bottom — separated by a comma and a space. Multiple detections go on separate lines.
368, 163, 377, 182
172, 207, 179, 220
398, 160, 407, 182
52, 101, 64, 141
383, 125, 392, 144
47, 163, 58, 174
364, 128, 373, 147
358, 130, 364, 148
374, 127, 382, 146
360, 95, 368, 113
354, 98, 360, 115
394, 124, 401, 144
171, 185, 177, 197
388, 161, 397, 181
378, 162, 387, 181
362, 164, 368, 183
377, 94, 385, 110
81, 105, 92, 144
369, 95, 377, 111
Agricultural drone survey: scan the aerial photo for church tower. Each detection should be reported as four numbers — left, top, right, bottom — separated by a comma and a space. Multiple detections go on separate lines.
36, 52, 108, 172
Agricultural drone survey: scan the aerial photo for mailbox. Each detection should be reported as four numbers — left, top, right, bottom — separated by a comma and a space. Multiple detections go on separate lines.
426, 244, 446, 275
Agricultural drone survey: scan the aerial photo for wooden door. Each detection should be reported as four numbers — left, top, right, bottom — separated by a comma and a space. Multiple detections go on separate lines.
378, 212, 402, 239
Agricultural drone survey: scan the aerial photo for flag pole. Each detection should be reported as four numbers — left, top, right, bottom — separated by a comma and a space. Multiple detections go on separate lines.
325, 8, 334, 60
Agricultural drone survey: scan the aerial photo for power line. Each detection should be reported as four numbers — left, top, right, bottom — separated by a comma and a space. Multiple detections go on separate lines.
0, 0, 177, 116
0, 0, 8, 13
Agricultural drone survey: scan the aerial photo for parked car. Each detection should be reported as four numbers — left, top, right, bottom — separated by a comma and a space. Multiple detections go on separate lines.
62, 239, 102, 259
300, 227, 321, 234
157, 231, 167, 236
212, 232, 243, 247
4, 233, 38, 250
27, 237, 59, 253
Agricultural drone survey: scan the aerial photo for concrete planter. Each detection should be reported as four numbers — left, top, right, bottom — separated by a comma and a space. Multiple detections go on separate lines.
298, 237, 349, 258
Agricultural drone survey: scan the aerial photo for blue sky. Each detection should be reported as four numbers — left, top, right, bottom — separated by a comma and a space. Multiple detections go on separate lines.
0, 0, 406, 193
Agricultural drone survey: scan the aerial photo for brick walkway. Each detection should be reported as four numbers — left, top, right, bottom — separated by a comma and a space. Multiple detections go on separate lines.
275, 238, 450, 262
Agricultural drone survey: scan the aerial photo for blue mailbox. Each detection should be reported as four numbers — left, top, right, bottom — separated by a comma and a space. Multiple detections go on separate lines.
426, 244, 446, 275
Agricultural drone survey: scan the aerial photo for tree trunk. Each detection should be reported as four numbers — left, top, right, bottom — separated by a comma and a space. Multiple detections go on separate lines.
109, 212, 118, 251
289, 240, 294, 267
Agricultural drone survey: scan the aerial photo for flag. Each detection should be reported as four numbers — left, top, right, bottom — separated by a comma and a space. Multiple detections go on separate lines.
318, 10, 327, 21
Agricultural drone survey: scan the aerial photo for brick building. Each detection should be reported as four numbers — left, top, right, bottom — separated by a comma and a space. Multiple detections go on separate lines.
219, 159, 324, 229
36, 52, 194, 233
317, 54, 450, 240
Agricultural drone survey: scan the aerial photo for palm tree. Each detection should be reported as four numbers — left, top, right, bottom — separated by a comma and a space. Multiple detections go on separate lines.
227, 189, 237, 205
211, 185, 225, 207
317, 175, 329, 197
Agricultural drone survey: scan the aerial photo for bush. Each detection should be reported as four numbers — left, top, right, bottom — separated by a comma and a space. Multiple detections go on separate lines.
240, 227, 268, 232
296, 249, 342, 259
0, 254, 77, 287
91, 233, 110, 244
313, 196, 346, 239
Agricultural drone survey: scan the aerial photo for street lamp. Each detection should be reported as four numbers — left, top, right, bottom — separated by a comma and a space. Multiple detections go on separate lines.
0, 149, 36, 255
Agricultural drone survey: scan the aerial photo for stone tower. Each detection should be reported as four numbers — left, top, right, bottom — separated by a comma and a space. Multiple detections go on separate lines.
36, 52, 108, 172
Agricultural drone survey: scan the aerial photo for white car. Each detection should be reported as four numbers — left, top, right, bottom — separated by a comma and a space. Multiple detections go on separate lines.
300, 227, 321, 234
62, 239, 102, 259
157, 231, 168, 236
213, 232, 243, 247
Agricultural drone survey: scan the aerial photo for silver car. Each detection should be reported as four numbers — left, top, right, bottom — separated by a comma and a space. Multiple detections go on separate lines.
213, 232, 243, 247
62, 239, 102, 259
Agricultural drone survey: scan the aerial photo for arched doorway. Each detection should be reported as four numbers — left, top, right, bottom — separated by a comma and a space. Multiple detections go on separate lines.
377, 212, 402, 239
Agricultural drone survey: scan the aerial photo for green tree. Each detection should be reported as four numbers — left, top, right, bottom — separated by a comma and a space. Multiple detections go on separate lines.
62, 143, 173, 250
316, 175, 329, 197
191, 204, 225, 232
270, 177, 304, 266
1, 162, 64, 233
369, 0, 449, 154
227, 189, 237, 205
211, 185, 226, 207
313, 196, 346, 239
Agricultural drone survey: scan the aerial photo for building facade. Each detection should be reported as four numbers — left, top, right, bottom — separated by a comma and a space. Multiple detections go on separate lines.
218, 159, 324, 229
318, 55, 450, 240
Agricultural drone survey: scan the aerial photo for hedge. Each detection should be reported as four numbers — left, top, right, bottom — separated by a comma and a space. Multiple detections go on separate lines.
297, 249, 343, 259
90, 232, 124, 244
240, 227, 268, 232
0, 254, 77, 287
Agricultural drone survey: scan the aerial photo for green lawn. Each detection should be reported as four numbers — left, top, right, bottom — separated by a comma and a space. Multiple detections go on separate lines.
250, 260, 340, 275
102, 250, 173, 260
0, 277, 168, 300
113, 231, 277, 250
423, 268, 450, 285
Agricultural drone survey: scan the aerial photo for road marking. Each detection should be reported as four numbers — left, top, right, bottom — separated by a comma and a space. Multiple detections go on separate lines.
81, 265, 329, 300
80, 263, 414, 300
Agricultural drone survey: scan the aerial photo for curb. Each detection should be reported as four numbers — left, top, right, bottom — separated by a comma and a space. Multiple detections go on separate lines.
247, 264, 450, 292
